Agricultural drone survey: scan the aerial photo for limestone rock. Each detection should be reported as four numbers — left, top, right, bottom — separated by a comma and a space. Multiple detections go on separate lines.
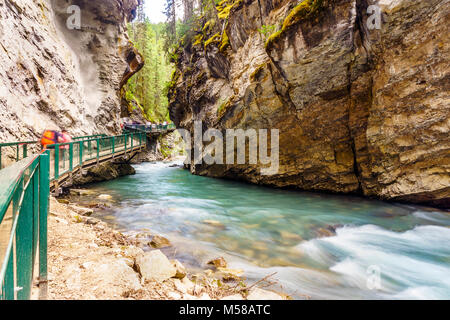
123, 246, 145, 259
221, 294, 245, 300
173, 278, 194, 294
149, 235, 172, 249
171, 260, 187, 279
98, 194, 113, 200
87, 260, 142, 295
216, 268, 244, 281
73, 163, 136, 186
70, 189, 95, 196
0, 0, 143, 145
168, 0, 450, 208
134, 250, 177, 283
247, 288, 283, 300
68, 205, 94, 217
207, 257, 228, 269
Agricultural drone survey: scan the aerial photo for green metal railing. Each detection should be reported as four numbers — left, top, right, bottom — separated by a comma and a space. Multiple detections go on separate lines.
0, 133, 108, 170
124, 123, 176, 132
0, 141, 38, 170
0, 152, 50, 300
46, 132, 145, 181
0, 131, 146, 300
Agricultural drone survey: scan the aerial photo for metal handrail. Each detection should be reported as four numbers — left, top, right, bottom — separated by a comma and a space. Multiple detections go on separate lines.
0, 152, 50, 300
0, 131, 147, 300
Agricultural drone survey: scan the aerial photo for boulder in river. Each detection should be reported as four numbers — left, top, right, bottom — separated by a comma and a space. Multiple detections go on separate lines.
315, 225, 339, 238
207, 257, 228, 269
216, 268, 244, 281
202, 220, 226, 229
70, 189, 96, 196
149, 235, 172, 249
98, 194, 113, 200
134, 250, 176, 283
279, 231, 303, 242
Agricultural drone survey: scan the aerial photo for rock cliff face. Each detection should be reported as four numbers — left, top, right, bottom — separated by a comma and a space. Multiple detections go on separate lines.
168, 0, 449, 207
0, 0, 143, 142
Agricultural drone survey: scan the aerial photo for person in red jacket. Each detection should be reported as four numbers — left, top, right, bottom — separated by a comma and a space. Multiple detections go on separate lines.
40, 130, 61, 150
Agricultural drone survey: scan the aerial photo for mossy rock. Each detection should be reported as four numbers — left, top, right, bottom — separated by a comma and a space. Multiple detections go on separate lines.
265, 0, 324, 50
220, 30, 230, 52
204, 33, 221, 48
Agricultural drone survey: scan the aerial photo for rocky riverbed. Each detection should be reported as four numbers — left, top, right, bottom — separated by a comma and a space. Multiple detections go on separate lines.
44, 194, 285, 300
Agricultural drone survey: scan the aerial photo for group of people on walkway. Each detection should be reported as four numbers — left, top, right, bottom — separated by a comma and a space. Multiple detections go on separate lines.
120, 118, 172, 130
40, 129, 72, 150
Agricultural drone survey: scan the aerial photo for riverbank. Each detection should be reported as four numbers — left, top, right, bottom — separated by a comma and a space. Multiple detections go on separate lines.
44, 196, 285, 300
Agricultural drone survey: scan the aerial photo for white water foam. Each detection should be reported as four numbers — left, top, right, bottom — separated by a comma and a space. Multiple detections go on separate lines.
297, 224, 450, 299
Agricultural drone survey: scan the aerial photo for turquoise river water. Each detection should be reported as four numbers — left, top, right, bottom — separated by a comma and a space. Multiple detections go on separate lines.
83, 161, 450, 300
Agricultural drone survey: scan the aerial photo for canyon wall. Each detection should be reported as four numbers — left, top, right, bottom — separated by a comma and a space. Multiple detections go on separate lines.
0, 0, 143, 143
168, 0, 450, 207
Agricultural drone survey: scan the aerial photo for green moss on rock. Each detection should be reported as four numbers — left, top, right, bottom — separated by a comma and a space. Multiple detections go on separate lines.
265, 0, 324, 49
220, 30, 230, 52
204, 33, 221, 48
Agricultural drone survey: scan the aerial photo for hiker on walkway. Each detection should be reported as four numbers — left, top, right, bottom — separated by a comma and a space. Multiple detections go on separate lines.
59, 129, 72, 150
40, 130, 62, 150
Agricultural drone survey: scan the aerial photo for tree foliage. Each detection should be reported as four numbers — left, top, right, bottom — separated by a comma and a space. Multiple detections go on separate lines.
124, 6, 173, 123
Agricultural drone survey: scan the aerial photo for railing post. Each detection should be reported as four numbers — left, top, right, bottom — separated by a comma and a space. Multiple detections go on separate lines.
124, 134, 127, 153
112, 136, 115, 156
79, 141, 83, 167
23, 144, 27, 158
16, 176, 33, 300
2, 250, 14, 300
131, 133, 134, 149
0, 146, 2, 169
54, 146, 59, 180
96, 138, 100, 162
38, 151, 50, 300
69, 143, 73, 172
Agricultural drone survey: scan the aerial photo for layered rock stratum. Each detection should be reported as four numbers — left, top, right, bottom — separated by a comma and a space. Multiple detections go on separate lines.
168, 0, 450, 207
0, 0, 143, 142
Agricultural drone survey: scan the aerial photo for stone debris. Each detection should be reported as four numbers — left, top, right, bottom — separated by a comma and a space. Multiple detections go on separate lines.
171, 260, 187, 279
46, 196, 285, 300
68, 204, 94, 216
207, 257, 228, 269
221, 294, 245, 300
149, 235, 172, 249
98, 194, 113, 200
247, 288, 283, 300
134, 250, 177, 283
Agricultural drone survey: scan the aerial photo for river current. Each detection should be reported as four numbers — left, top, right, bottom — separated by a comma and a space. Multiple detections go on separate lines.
82, 161, 450, 300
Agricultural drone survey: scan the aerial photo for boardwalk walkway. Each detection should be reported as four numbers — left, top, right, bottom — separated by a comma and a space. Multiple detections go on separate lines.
0, 125, 175, 300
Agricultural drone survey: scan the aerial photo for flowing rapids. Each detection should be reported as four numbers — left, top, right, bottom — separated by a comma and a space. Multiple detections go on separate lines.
81, 161, 450, 300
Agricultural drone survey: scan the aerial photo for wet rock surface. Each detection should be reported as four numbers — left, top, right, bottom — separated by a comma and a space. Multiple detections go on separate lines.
72, 162, 136, 185
168, 0, 450, 208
